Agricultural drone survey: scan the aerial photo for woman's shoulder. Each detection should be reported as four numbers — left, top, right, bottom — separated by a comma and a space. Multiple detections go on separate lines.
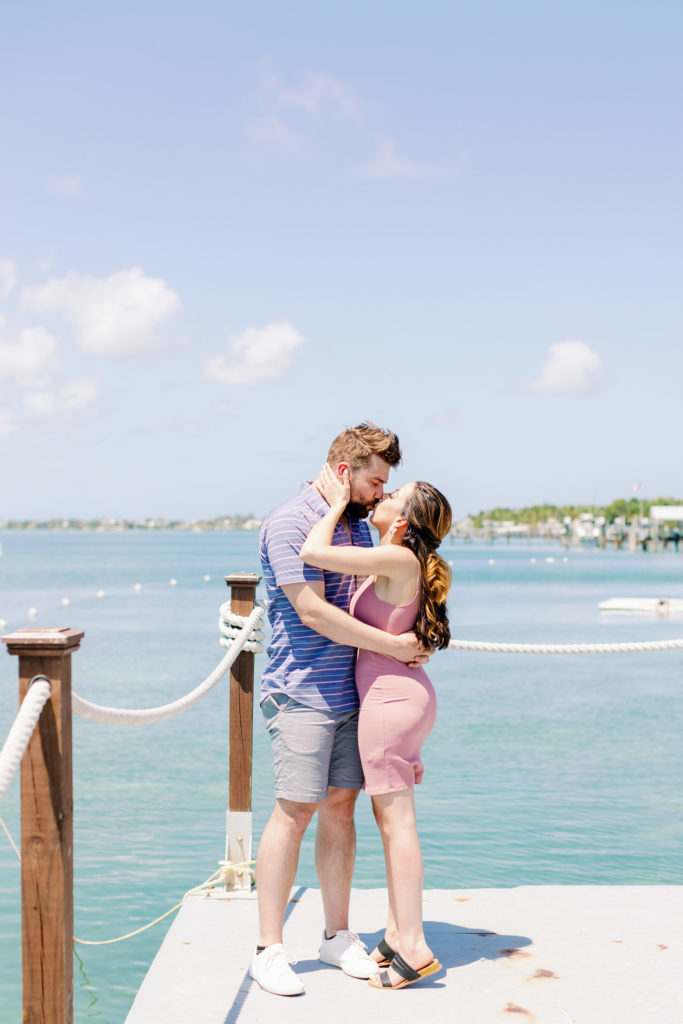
378, 543, 419, 582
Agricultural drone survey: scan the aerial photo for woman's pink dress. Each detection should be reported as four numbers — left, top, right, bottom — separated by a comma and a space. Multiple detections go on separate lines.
350, 575, 437, 795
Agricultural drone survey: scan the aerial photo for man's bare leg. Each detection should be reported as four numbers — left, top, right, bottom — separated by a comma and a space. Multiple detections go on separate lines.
256, 797, 317, 947
315, 786, 359, 937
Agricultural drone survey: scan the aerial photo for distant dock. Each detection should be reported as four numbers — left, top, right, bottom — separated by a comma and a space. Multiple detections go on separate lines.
125, 885, 682, 1024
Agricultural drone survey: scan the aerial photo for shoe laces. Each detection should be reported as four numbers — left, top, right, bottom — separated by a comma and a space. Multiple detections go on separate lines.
263, 944, 298, 968
339, 929, 368, 951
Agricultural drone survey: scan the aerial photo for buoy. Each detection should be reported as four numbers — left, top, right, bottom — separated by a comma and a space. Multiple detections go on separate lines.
530, 557, 536, 564
134, 583, 142, 592
203, 574, 211, 582
61, 597, 70, 606
447, 560, 453, 567
0, 619, 7, 631
563, 557, 569, 563
170, 578, 177, 586
545, 557, 555, 563
28, 608, 38, 618
488, 559, 495, 565
97, 590, 105, 599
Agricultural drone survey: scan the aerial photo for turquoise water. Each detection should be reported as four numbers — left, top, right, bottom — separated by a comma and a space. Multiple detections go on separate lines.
1, 530, 682, 1021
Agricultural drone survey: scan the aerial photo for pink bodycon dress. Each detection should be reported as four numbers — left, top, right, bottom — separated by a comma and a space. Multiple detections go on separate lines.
350, 575, 437, 795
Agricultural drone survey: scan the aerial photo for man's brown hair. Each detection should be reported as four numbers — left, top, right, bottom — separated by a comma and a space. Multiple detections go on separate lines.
327, 421, 402, 469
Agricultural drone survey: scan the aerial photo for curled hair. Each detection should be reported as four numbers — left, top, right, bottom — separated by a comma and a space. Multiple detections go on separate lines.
401, 482, 452, 650
327, 421, 402, 470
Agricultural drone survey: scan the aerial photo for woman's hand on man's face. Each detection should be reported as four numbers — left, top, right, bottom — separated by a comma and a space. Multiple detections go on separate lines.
320, 462, 351, 508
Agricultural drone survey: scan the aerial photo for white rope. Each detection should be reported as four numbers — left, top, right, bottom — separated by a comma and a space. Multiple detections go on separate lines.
71, 606, 264, 725
219, 599, 266, 653
449, 637, 683, 654
0, 677, 51, 803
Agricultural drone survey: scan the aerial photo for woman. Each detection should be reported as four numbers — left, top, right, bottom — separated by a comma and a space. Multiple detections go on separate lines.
300, 464, 452, 990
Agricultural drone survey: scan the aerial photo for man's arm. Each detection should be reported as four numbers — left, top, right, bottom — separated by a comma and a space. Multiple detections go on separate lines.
282, 580, 429, 664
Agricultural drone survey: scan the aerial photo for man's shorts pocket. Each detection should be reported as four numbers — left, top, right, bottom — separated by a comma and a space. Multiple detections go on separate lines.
261, 692, 297, 720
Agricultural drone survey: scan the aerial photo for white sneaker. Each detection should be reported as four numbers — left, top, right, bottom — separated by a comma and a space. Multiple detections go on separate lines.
249, 943, 305, 996
318, 930, 379, 979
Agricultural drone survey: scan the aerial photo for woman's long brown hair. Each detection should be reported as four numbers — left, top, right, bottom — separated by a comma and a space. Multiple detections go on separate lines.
401, 482, 452, 650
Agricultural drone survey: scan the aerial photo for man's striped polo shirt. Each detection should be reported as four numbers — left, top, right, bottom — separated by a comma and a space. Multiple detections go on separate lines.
259, 482, 373, 713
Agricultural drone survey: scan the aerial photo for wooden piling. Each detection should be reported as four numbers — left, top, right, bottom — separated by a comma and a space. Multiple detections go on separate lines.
224, 574, 261, 814
223, 574, 261, 893
2, 627, 83, 1024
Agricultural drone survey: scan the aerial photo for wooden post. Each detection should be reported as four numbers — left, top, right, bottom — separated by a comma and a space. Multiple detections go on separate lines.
2, 627, 83, 1024
223, 573, 260, 894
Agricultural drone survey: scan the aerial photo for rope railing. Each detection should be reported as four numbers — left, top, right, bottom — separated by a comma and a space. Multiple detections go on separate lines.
449, 637, 683, 654
219, 599, 266, 653
0, 676, 51, 804
71, 605, 264, 725
1, 577, 266, 1019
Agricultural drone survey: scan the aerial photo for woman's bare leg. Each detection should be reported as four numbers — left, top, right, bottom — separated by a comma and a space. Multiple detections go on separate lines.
372, 788, 433, 979
369, 797, 400, 961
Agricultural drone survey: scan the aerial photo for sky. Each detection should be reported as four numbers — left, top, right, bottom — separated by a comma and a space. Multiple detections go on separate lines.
1, 0, 681, 521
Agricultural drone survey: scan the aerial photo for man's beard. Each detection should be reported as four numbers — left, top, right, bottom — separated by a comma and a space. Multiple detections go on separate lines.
346, 499, 377, 519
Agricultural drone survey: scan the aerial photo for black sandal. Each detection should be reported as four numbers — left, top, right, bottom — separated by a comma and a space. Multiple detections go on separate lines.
375, 936, 397, 969
369, 951, 442, 990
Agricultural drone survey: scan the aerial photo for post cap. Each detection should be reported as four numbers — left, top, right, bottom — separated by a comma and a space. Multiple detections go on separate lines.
2, 627, 84, 656
224, 573, 261, 587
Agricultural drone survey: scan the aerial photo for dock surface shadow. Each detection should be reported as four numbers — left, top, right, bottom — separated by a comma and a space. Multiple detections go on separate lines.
124, 886, 683, 1024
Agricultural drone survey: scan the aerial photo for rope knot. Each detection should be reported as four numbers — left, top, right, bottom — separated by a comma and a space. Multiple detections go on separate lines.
218, 858, 256, 888
219, 600, 266, 653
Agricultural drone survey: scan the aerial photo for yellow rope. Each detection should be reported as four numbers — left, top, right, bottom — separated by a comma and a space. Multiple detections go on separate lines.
74, 901, 186, 946
75, 861, 256, 946
0, 816, 256, 948
218, 857, 257, 886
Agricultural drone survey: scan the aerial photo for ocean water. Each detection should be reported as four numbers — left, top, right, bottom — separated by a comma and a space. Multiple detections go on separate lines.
1, 529, 682, 1022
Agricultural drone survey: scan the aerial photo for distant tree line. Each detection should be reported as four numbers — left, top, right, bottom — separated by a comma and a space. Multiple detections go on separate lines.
470, 497, 682, 529
0, 514, 261, 530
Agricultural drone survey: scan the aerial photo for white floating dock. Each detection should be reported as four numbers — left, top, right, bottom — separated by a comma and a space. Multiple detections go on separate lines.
125, 886, 682, 1024
599, 597, 683, 614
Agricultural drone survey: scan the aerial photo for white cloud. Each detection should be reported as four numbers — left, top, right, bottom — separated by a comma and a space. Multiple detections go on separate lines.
24, 378, 99, 418
0, 260, 17, 302
249, 68, 361, 152
0, 316, 60, 387
21, 267, 180, 356
531, 340, 603, 395
203, 322, 304, 386
353, 138, 468, 180
264, 69, 360, 117
48, 174, 84, 198
0, 411, 14, 438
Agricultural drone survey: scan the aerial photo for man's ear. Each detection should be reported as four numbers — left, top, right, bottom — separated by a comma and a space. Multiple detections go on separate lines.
337, 461, 350, 478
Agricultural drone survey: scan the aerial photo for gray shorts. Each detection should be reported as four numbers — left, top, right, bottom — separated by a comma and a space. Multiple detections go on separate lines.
261, 692, 364, 803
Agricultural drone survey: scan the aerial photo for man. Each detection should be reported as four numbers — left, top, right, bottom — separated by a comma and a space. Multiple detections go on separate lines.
249, 422, 428, 996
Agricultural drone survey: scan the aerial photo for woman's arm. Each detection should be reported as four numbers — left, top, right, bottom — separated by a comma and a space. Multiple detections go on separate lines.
300, 466, 413, 577
283, 580, 428, 662
300, 464, 348, 554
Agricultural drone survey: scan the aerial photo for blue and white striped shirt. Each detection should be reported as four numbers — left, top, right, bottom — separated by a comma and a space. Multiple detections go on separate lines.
259, 483, 373, 713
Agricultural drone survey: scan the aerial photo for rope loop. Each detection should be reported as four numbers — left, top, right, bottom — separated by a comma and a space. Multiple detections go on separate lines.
219, 599, 266, 653
0, 676, 52, 804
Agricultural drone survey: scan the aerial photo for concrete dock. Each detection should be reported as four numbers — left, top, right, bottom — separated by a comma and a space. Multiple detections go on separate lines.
125, 886, 682, 1023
